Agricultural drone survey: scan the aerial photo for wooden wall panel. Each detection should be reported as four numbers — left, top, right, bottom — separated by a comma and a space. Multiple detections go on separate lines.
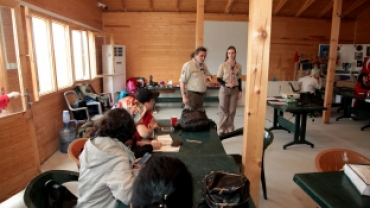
22, 0, 103, 30
103, 12, 196, 83
103, 13, 356, 81
270, 17, 355, 80
354, 7, 370, 44
0, 0, 103, 202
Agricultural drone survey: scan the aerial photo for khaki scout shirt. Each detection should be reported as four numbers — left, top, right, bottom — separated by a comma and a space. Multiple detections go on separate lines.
179, 60, 211, 93
217, 62, 242, 86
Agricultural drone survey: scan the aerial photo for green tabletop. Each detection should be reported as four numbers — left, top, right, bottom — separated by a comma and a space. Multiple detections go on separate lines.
294, 171, 370, 208
267, 102, 327, 113
155, 120, 226, 156
338, 92, 369, 101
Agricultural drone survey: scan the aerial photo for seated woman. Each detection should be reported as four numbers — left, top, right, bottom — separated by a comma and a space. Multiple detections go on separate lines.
354, 73, 370, 109
77, 108, 140, 208
131, 156, 193, 208
355, 73, 370, 94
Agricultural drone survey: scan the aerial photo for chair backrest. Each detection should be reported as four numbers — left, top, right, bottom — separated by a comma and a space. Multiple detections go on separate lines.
288, 82, 300, 93
68, 138, 89, 168
263, 129, 274, 150
23, 170, 79, 208
64, 90, 78, 111
315, 148, 370, 172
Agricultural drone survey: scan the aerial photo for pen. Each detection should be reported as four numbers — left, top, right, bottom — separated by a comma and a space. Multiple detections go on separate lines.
186, 139, 202, 144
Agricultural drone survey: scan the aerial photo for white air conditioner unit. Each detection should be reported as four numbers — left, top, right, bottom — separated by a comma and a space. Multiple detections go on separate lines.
102, 45, 126, 101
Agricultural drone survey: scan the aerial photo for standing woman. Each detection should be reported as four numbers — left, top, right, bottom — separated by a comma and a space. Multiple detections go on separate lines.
217, 46, 242, 136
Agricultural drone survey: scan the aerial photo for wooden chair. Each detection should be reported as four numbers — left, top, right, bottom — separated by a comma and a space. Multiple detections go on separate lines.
315, 148, 370, 172
68, 138, 89, 168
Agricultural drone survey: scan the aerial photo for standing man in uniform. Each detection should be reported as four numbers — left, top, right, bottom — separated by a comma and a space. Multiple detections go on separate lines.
179, 47, 212, 109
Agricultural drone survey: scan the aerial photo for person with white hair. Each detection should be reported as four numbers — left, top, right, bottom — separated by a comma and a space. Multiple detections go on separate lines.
298, 68, 324, 105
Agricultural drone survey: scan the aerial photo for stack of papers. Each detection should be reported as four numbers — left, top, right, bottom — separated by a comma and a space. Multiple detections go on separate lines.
154, 134, 180, 152
344, 163, 370, 196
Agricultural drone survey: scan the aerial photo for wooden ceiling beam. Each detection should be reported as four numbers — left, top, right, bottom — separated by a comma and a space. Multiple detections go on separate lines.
175, 0, 179, 12
318, 1, 333, 18
225, 0, 235, 13
341, 0, 367, 18
149, 0, 153, 11
273, 0, 287, 15
295, 0, 317, 17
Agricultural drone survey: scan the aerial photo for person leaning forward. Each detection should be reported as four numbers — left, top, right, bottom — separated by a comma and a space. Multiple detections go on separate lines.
179, 46, 212, 109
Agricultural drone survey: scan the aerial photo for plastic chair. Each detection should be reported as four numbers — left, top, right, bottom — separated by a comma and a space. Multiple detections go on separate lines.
68, 138, 89, 168
220, 128, 274, 200
23, 170, 79, 208
64, 90, 103, 123
315, 148, 370, 172
75, 83, 113, 109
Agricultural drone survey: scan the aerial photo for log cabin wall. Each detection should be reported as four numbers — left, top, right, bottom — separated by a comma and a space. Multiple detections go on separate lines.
103, 12, 356, 81
354, 7, 370, 44
103, 12, 196, 83
19, 0, 103, 163
1, 0, 102, 201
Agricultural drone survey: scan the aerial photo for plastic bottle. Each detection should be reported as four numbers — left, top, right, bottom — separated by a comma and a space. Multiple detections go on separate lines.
59, 110, 77, 153
63, 110, 70, 124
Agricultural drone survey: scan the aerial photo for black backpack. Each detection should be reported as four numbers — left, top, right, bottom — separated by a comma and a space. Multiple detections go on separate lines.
179, 108, 211, 131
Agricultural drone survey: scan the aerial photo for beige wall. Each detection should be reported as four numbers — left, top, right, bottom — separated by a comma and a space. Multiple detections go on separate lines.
103, 12, 365, 82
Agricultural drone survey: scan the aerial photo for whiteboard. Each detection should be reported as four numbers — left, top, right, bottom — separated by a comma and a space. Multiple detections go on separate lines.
204, 21, 249, 75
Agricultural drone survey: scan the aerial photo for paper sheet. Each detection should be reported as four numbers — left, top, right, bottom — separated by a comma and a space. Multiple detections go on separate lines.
157, 134, 172, 145
153, 145, 180, 152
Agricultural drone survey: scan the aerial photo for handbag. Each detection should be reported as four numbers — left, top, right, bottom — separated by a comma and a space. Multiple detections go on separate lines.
179, 108, 210, 131
203, 171, 250, 208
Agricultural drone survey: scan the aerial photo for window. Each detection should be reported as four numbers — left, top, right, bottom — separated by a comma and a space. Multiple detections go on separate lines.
31, 16, 54, 94
51, 22, 72, 89
71, 30, 90, 81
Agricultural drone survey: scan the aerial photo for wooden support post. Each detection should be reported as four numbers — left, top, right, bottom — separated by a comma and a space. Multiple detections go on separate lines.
242, 0, 272, 206
196, 0, 204, 47
323, 0, 342, 123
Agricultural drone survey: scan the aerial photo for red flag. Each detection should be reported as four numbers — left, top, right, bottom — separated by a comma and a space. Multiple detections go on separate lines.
293, 51, 299, 63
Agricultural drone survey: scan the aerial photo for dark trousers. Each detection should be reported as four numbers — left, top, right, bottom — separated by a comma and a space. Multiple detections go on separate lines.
186, 90, 205, 109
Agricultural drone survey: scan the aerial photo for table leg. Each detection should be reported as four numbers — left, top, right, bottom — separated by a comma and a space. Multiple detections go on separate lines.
336, 96, 351, 121
268, 109, 290, 132
283, 113, 300, 149
283, 113, 314, 149
299, 113, 314, 148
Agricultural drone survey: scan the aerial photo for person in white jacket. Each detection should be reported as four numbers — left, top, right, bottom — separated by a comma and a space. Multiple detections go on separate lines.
77, 108, 141, 207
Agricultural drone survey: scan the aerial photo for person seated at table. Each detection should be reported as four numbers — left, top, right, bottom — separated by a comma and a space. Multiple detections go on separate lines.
354, 73, 370, 94
298, 68, 324, 105
77, 108, 141, 208
131, 156, 193, 208
133, 88, 162, 157
353, 73, 370, 109
114, 94, 161, 157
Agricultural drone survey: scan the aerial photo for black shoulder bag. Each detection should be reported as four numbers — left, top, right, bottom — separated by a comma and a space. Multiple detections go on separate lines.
203, 171, 250, 208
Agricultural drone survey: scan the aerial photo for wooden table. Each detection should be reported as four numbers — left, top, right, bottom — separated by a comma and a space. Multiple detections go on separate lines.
267, 102, 327, 149
294, 171, 370, 208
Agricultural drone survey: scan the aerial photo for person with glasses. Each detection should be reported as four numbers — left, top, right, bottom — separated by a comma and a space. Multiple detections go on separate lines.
179, 46, 212, 109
